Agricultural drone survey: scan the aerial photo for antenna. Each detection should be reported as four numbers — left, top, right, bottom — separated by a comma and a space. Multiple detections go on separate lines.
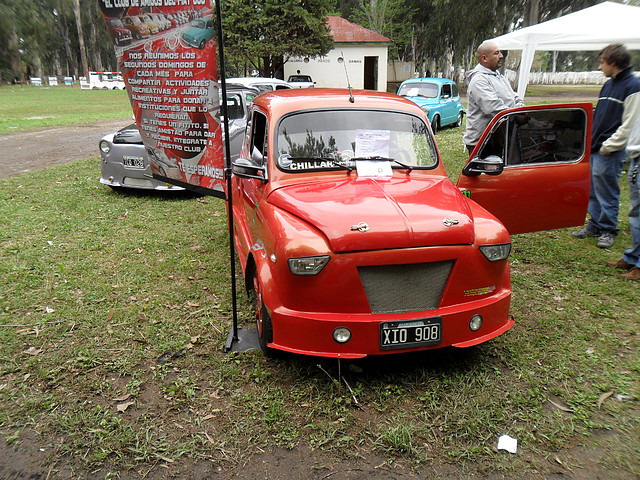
337, 52, 354, 103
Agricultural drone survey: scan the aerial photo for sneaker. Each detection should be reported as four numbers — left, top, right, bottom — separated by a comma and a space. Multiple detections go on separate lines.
572, 227, 598, 238
596, 233, 615, 249
606, 259, 633, 270
619, 267, 640, 280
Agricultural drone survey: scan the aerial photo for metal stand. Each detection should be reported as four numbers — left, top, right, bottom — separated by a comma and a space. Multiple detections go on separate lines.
215, 0, 248, 354
224, 328, 260, 352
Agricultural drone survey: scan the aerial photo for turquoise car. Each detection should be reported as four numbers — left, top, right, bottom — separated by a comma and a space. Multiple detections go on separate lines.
397, 78, 465, 133
181, 16, 215, 49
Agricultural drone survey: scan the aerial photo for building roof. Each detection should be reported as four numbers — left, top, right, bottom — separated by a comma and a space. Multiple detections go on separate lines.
326, 16, 392, 44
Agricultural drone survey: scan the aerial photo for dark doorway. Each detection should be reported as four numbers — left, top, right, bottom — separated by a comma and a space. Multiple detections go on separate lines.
364, 56, 378, 90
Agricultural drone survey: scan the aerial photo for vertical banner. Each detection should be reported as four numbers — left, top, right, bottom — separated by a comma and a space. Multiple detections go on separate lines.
98, 0, 225, 197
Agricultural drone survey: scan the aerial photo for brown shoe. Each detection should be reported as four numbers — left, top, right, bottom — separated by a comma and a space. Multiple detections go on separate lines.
606, 259, 633, 270
619, 267, 640, 280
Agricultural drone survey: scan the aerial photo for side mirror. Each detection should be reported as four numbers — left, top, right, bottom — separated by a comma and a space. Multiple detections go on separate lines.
462, 155, 504, 176
232, 158, 268, 182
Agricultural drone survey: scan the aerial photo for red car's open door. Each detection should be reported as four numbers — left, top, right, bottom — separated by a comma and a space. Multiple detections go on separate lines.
457, 103, 593, 235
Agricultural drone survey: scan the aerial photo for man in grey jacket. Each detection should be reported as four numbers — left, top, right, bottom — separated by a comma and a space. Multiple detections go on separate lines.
607, 114, 640, 280
463, 41, 524, 154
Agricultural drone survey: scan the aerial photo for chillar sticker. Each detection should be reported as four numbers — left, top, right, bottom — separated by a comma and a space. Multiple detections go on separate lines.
98, 0, 225, 197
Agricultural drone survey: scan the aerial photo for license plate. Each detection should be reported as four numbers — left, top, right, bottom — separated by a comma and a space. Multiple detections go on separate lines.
123, 156, 144, 169
379, 318, 442, 350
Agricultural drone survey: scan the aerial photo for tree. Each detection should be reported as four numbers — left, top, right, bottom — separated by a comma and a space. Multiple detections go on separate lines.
72, 0, 88, 75
222, 0, 334, 78
351, 0, 417, 61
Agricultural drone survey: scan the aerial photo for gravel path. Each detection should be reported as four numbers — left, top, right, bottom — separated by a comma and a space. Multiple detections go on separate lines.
0, 118, 131, 180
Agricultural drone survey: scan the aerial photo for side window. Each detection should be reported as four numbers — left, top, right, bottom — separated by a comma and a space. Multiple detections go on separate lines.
441, 84, 452, 98
249, 111, 268, 165
477, 109, 587, 166
452, 83, 459, 97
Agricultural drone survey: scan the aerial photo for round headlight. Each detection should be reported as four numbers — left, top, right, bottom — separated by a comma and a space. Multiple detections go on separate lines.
99, 140, 111, 154
469, 314, 483, 331
333, 327, 351, 344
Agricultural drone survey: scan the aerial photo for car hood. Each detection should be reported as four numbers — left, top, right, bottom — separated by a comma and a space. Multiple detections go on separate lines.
268, 176, 474, 252
403, 96, 439, 109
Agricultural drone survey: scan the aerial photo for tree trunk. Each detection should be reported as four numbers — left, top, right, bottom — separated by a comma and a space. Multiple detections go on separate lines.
7, 29, 23, 82
73, 0, 89, 76
524, 0, 541, 27
90, 22, 102, 71
58, 0, 76, 77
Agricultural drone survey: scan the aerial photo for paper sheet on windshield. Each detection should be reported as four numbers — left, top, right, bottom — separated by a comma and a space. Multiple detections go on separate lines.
355, 129, 392, 177
355, 129, 390, 157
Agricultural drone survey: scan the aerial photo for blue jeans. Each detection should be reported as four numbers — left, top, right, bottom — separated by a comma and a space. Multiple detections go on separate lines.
622, 156, 640, 268
586, 150, 628, 235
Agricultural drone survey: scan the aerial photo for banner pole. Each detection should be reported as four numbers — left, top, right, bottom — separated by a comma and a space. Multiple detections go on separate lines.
215, 0, 239, 349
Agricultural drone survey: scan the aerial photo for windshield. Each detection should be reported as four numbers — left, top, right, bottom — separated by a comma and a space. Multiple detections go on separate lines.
397, 82, 439, 98
191, 19, 206, 29
225, 93, 245, 120
277, 110, 437, 172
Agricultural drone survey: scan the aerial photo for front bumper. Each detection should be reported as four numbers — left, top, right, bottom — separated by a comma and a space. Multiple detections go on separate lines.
268, 290, 513, 358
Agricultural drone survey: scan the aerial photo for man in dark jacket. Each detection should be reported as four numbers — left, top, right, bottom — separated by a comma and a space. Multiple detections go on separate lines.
572, 44, 640, 249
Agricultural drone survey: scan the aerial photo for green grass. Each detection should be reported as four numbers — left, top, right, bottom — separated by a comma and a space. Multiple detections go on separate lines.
0, 84, 131, 133
0, 87, 638, 478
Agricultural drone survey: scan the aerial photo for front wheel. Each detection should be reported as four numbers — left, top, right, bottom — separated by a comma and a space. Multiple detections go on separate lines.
253, 275, 274, 355
431, 115, 440, 134
455, 112, 464, 128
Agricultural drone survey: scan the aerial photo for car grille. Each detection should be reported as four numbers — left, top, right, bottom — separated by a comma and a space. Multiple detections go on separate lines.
357, 261, 453, 314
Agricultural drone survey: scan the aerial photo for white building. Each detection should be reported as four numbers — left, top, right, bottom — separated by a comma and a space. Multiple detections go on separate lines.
284, 16, 391, 92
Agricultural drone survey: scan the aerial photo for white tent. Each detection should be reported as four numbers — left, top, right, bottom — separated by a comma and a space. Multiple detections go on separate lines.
488, 1, 640, 98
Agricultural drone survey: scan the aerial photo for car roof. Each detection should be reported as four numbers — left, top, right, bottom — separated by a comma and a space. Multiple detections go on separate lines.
400, 77, 456, 85
227, 77, 291, 86
251, 88, 425, 117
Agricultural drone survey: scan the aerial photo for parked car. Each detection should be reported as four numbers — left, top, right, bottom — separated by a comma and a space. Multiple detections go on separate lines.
106, 18, 133, 47
181, 16, 215, 49
99, 85, 257, 191
139, 14, 161, 35
150, 13, 171, 31
287, 74, 315, 88
397, 77, 465, 133
122, 15, 150, 39
230, 88, 592, 358
226, 77, 293, 94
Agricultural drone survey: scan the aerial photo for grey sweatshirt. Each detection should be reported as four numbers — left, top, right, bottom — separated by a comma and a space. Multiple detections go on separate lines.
463, 64, 524, 147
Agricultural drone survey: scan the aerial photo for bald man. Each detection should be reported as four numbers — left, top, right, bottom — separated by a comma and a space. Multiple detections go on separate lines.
463, 41, 524, 154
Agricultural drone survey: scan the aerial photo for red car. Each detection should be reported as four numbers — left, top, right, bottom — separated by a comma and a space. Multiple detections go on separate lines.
231, 89, 592, 358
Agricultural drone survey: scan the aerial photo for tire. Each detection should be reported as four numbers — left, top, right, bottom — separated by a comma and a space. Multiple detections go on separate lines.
455, 112, 464, 128
253, 274, 274, 355
431, 115, 440, 134
198, 39, 206, 49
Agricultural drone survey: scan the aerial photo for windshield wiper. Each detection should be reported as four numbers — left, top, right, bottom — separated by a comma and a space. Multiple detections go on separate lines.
351, 156, 413, 173
287, 156, 353, 172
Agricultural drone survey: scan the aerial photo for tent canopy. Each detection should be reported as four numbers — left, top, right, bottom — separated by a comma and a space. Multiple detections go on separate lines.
488, 1, 640, 97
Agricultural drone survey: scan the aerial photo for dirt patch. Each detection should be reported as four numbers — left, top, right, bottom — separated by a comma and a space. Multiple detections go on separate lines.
0, 118, 131, 180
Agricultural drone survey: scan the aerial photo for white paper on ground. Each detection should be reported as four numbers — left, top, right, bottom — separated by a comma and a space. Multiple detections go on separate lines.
497, 434, 518, 454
